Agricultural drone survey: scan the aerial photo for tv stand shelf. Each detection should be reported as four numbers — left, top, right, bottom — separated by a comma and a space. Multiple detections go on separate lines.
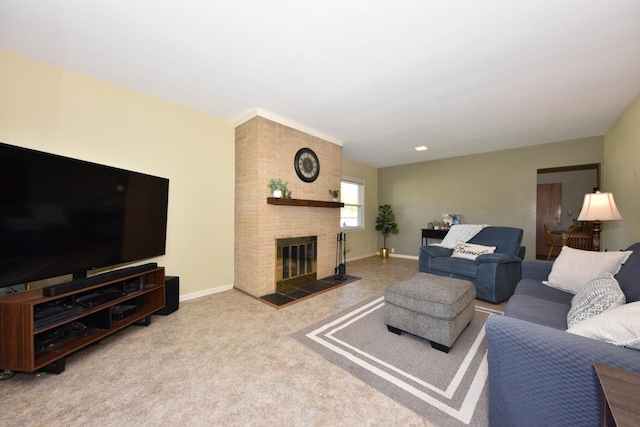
0, 267, 165, 374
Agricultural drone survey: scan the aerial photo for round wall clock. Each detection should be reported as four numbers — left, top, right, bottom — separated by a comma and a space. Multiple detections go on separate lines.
294, 148, 320, 182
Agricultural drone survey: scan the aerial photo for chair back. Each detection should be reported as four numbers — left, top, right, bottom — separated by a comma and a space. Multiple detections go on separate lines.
543, 224, 557, 246
469, 226, 523, 256
567, 225, 592, 250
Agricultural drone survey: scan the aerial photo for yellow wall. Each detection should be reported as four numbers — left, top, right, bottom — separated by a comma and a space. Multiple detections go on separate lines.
604, 91, 640, 250
341, 157, 378, 259
0, 50, 236, 296
378, 136, 604, 258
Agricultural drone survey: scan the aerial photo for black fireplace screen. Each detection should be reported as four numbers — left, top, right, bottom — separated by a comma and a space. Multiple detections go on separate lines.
276, 236, 317, 292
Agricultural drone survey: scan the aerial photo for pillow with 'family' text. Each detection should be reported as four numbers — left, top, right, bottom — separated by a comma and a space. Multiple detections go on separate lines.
451, 241, 496, 260
543, 246, 632, 294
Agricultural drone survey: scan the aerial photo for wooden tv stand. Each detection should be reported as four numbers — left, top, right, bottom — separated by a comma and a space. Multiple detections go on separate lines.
0, 266, 165, 374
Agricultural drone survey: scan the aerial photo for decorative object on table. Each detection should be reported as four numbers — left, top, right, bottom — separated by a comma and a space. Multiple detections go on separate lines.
294, 147, 320, 182
329, 189, 340, 202
268, 178, 288, 198
375, 204, 399, 258
576, 191, 623, 251
441, 213, 453, 228
429, 219, 441, 230
452, 214, 461, 225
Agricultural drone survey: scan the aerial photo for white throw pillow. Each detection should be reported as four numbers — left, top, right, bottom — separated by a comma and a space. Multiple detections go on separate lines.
567, 301, 640, 350
543, 246, 632, 294
566, 273, 625, 328
451, 241, 496, 260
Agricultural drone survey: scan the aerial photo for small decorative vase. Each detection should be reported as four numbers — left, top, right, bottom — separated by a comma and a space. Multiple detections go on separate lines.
332, 198, 339, 202
380, 248, 389, 259
273, 190, 282, 198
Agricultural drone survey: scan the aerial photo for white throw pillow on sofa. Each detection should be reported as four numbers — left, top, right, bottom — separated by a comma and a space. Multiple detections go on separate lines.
566, 273, 625, 328
543, 246, 632, 294
567, 301, 640, 350
451, 241, 496, 260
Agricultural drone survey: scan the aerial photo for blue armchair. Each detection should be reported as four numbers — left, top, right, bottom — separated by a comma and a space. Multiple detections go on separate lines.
418, 226, 524, 303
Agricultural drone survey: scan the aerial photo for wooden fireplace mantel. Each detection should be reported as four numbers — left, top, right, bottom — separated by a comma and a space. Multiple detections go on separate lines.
266, 197, 344, 208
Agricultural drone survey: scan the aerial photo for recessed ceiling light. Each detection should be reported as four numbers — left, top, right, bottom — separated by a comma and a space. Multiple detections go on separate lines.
414, 145, 428, 151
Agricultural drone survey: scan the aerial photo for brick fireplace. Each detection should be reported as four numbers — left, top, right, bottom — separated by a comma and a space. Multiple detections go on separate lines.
234, 115, 342, 297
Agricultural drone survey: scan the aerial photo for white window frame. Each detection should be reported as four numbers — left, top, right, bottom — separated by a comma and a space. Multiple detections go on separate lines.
340, 177, 364, 230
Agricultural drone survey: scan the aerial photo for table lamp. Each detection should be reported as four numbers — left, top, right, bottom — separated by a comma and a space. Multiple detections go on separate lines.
577, 191, 623, 251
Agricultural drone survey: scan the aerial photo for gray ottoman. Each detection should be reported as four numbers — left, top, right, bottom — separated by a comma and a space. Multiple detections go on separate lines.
384, 272, 476, 353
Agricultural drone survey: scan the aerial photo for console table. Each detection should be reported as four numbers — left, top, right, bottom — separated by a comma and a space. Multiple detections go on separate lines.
421, 228, 449, 246
594, 361, 640, 427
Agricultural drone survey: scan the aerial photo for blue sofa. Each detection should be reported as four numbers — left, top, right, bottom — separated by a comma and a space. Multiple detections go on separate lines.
486, 242, 640, 427
418, 226, 524, 303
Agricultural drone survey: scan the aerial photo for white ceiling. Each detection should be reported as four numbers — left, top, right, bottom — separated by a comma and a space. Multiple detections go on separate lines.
1, 1, 639, 168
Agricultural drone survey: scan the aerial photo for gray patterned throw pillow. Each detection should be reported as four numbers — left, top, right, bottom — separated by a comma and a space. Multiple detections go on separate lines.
566, 273, 625, 329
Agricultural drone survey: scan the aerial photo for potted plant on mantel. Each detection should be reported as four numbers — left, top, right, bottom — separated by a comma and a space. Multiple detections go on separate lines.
375, 204, 399, 258
329, 189, 340, 202
268, 178, 288, 198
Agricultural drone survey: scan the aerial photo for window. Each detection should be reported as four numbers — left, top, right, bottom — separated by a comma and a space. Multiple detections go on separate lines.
340, 178, 364, 229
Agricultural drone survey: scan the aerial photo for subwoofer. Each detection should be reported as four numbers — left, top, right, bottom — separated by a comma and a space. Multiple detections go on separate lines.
156, 276, 179, 315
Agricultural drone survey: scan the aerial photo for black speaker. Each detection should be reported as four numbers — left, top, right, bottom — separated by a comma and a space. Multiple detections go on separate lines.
156, 276, 179, 315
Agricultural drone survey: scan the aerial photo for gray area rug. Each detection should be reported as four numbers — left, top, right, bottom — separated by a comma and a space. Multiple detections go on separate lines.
292, 295, 503, 426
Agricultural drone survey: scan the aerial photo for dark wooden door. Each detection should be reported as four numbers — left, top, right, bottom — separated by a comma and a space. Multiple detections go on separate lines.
536, 183, 562, 259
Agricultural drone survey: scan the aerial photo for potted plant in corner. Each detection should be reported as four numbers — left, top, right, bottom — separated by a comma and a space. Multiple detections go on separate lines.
268, 178, 288, 198
375, 204, 399, 258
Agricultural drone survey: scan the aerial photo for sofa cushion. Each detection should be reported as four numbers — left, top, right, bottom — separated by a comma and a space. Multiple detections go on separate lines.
504, 294, 570, 330
451, 241, 496, 260
513, 278, 574, 305
543, 246, 632, 294
429, 256, 478, 278
566, 274, 625, 328
568, 301, 640, 350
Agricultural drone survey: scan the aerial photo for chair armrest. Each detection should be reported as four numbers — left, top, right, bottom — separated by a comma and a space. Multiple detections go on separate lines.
486, 315, 640, 427
475, 253, 521, 264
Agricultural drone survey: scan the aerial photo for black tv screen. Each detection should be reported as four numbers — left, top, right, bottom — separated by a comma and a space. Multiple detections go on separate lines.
0, 142, 169, 289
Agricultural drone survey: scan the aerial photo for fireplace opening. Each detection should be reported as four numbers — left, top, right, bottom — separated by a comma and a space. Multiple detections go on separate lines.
276, 236, 317, 293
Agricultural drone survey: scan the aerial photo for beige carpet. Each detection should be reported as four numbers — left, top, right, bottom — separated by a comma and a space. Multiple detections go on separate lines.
1, 257, 505, 426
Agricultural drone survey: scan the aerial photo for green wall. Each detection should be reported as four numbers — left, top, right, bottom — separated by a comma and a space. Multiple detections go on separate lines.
604, 91, 640, 251
377, 136, 604, 258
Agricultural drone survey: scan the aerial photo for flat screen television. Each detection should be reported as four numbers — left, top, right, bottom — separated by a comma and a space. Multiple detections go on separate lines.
0, 142, 169, 290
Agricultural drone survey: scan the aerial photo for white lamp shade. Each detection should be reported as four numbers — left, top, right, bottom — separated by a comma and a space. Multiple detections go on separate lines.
577, 192, 623, 221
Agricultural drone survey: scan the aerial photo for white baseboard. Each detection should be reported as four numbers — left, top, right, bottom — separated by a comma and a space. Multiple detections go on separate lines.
346, 252, 379, 261
180, 283, 234, 302
389, 253, 419, 260
375, 251, 419, 260
179, 252, 418, 302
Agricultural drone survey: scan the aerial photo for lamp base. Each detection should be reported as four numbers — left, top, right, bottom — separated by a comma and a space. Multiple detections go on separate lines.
591, 221, 602, 252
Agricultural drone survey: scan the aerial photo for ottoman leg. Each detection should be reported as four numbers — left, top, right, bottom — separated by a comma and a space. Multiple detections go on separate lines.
430, 341, 451, 353
387, 325, 402, 335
